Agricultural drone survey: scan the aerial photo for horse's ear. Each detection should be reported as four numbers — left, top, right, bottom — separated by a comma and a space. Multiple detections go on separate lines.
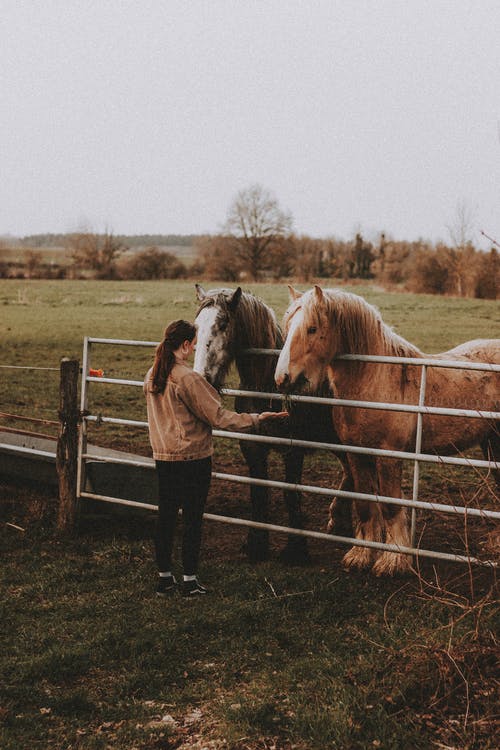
287, 285, 302, 301
228, 286, 242, 311
313, 285, 325, 305
195, 283, 206, 301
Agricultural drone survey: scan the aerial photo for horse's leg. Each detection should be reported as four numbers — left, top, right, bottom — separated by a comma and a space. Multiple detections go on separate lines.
279, 448, 311, 564
239, 441, 270, 562
342, 455, 383, 571
481, 424, 500, 490
371, 459, 412, 577
326, 452, 354, 537
481, 426, 500, 555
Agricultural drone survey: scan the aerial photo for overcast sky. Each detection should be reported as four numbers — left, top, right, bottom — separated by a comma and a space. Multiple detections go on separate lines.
1, 1, 499, 247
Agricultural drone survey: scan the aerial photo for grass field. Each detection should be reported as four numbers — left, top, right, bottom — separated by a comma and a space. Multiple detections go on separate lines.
1, 279, 499, 749
1, 277, 498, 438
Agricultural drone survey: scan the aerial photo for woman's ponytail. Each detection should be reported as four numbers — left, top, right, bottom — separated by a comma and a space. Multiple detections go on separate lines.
150, 319, 196, 394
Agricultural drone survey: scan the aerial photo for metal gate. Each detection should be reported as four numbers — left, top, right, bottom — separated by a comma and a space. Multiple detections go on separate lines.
77, 336, 500, 568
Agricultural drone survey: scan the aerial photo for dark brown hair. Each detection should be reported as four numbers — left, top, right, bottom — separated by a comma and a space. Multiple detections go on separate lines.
150, 319, 197, 394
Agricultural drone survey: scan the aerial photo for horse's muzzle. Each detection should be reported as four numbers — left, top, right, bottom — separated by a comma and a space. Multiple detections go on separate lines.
275, 371, 308, 393
275, 371, 291, 391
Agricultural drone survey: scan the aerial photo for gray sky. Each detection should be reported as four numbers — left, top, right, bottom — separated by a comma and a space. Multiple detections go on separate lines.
1, 0, 499, 247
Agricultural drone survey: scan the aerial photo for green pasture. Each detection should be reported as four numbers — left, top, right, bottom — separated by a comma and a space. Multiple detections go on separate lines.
1, 279, 499, 749
1, 277, 498, 496
2, 277, 498, 424
2, 278, 499, 365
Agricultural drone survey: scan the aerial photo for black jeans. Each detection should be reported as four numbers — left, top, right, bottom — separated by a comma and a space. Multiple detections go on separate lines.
155, 457, 212, 576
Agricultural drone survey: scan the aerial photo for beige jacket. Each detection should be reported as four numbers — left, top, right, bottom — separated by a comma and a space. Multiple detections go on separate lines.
144, 358, 260, 461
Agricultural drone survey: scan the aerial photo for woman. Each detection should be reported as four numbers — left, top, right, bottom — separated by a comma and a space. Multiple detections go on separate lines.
144, 319, 287, 597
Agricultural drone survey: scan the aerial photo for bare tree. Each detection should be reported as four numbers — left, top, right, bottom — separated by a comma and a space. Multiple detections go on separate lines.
224, 184, 293, 280
348, 232, 375, 279
67, 231, 126, 279
446, 199, 476, 249
445, 200, 477, 296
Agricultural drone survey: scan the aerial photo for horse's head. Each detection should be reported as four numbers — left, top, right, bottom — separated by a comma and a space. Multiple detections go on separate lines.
193, 283, 242, 390
275, 284, 336, 393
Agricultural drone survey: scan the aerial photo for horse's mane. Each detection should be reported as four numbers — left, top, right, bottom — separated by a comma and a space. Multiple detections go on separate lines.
304, 288, 421, 358
234, 293, 283, 350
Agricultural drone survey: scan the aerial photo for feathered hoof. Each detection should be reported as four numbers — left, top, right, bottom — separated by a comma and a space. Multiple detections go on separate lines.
342, 546, 374, 571
371, 552, 412, 577
278, 538, 311, 566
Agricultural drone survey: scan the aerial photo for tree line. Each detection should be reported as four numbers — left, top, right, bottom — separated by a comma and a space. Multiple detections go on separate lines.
1, 185, 498, 299
194, 233, 498, 299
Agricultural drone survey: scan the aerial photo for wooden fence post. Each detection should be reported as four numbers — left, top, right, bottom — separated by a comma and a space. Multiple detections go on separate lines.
56, 357, 80, 533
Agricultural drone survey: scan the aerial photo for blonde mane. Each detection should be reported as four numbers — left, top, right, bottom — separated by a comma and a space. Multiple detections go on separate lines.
304, 288, 421, 358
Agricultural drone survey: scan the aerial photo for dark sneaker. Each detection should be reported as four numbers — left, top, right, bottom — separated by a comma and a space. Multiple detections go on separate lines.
156, 575, 177, 596
182, 579, 208, 597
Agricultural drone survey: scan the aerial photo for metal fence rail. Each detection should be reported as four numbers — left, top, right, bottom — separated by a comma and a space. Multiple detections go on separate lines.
77, 336, 500, 568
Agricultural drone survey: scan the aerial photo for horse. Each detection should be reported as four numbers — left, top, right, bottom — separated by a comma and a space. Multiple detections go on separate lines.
193, 283, 353, 563
275, 284, 500, 576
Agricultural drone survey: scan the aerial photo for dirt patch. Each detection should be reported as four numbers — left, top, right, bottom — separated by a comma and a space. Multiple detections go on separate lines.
1, 448, 497, 578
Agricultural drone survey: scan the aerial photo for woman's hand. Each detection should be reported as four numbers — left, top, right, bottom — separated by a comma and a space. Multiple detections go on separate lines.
258, 410, 289, 421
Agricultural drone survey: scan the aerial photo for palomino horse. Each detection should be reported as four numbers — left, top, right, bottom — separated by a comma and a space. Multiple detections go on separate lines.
275, 285, 500, 576
193, 284, 353, 563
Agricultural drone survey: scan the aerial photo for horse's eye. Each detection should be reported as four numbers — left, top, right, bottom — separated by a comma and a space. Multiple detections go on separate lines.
307, 326, 317, 335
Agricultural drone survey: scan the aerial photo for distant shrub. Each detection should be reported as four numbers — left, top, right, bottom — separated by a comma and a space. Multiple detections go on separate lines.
408, 248, 450, 294
474, 248, 499, 299
193, 235, 242, 281
408, 244, 498, 298
119, 246, 187, 280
